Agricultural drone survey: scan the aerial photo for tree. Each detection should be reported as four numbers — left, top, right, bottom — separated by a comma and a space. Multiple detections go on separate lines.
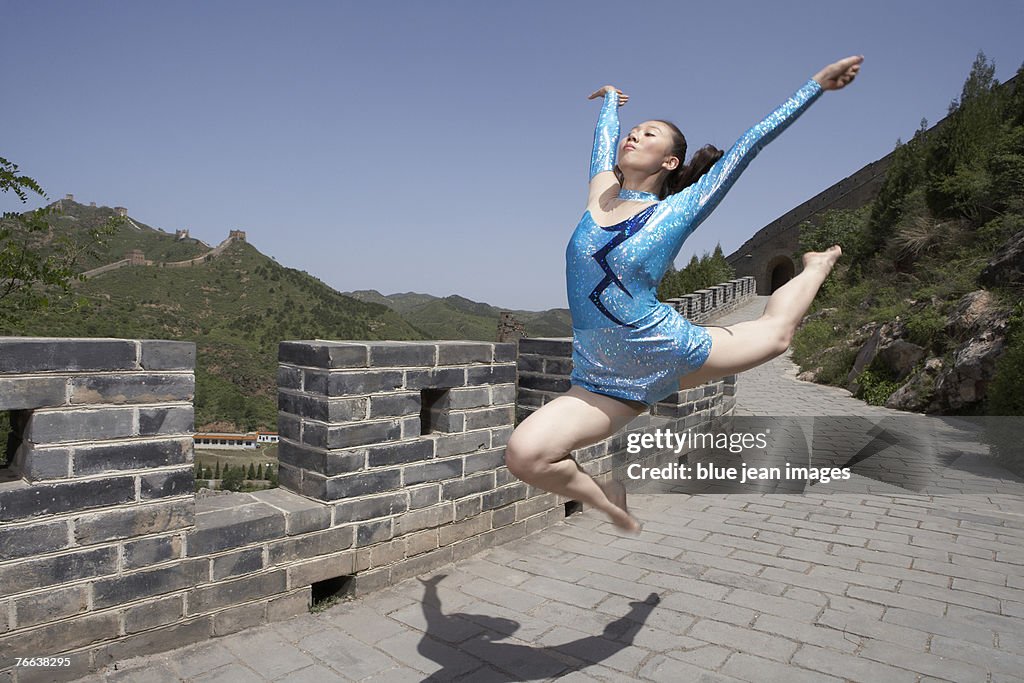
1, 156, 122, 326
924, 52, 1005, 225
221, 464, 244, 492
799, 206, 871, 260
657, 244, 736, 300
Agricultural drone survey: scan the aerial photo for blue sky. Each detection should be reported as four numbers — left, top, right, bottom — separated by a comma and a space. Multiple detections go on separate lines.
3, 1, 1022, 311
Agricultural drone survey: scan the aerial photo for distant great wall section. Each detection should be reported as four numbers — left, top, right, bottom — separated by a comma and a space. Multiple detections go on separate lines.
80, 232, 248, 279
50, 195, 249, 281
727, 71, 1020, 294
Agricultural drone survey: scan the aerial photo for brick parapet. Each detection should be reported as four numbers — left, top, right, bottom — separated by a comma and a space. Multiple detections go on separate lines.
0, 335, 735, 681
661, 276, 756, 324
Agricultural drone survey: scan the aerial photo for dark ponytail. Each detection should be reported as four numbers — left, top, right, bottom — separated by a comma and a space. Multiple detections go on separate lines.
654, 120, 724, 200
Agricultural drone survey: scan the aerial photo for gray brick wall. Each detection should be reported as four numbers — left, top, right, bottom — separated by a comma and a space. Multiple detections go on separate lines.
0, 338, 197, 680
275, 340, 516, 505
0, 335, 735, 681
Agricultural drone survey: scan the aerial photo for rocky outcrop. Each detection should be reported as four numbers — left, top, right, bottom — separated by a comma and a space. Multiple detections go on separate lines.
979, 229, 1024, 287
797, 366, 823, 382
886, 357, 942, 412
877, 339, 926, 380
944, 289, 1005, 339
846, 324, 883, 394
801, 288, 1012, 412
846, 319, 925, 394
928, 328, 1008, 411
800, 307, 838, 325
845, 290, 1010, 411
890, 290, 1011, 412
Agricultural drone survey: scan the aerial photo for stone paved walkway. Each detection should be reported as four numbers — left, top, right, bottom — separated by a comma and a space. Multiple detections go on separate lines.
66, 297, 1024, 683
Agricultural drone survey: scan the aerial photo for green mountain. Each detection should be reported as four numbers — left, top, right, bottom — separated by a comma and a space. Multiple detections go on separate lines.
37, 201, 212, 269
2, 199, 573, 433
343, 290, 572, 339
791, 54, 1024, 424
1, 200, 427, 432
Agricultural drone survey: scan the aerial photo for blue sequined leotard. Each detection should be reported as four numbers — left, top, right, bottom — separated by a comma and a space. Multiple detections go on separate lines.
566, 78, 824, 406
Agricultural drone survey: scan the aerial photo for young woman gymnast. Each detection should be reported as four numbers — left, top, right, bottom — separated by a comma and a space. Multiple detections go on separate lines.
505, 55, 864, 532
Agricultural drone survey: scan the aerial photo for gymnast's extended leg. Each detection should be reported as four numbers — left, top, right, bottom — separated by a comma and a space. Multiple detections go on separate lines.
504, 385, 646, 533
678, 246, 842, 389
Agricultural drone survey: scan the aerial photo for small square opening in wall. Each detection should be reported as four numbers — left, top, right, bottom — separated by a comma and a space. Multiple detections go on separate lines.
310, 574, 355, 611
564, 500, 583, 517
420, 388, 450, 435
1, 409, 28, 483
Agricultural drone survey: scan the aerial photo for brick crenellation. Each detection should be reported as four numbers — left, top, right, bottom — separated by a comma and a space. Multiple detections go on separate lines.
0, 279, 746, 680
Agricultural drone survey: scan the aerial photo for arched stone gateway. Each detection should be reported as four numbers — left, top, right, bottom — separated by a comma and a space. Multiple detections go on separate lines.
767, 255, 796, 293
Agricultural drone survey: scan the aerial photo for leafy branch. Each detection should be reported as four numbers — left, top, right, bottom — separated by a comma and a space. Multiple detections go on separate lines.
0, 156, 123, 326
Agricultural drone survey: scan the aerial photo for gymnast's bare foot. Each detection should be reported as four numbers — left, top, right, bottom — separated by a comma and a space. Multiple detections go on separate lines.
802, 245, 842, 273
599, 479, 642, 533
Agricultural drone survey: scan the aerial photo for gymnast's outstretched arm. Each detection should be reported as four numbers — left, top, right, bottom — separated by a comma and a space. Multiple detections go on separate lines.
664, 78, 824, 229
589, 88, 621, 181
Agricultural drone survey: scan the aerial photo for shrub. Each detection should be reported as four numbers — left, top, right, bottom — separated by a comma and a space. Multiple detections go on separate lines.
904, 306, 947, 349
799, 206, 870, 250
818, 347, 859, 386
988, 308, 1024, 415
221, 465, 245, 492
892, 215, 946, 262
791, 319, 836, 365
855, 367, 902, 406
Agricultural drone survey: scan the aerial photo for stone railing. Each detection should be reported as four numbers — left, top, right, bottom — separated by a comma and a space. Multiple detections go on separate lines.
663, 276, 757, 324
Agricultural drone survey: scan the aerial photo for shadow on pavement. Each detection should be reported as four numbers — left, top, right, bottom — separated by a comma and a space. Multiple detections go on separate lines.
416, 574, 659, 681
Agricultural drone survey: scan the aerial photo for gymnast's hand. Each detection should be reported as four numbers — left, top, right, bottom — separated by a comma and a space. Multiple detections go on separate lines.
812, 55, 864, 91
588, 85, 629, 106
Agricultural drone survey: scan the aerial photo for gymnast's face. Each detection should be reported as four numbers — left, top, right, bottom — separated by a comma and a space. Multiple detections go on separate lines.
620, 121, 680, 175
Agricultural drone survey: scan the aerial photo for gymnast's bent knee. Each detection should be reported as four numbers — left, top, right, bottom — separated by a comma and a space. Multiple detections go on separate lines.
504, 431, 551, 480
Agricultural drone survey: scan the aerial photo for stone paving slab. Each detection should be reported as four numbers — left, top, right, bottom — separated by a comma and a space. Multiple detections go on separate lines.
58, 296, 1024, 683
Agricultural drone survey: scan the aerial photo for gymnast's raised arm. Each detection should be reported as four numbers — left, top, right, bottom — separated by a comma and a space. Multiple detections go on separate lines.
663, 78, 823, 227
586, 85, 629, 194
664, 56, 863, 231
